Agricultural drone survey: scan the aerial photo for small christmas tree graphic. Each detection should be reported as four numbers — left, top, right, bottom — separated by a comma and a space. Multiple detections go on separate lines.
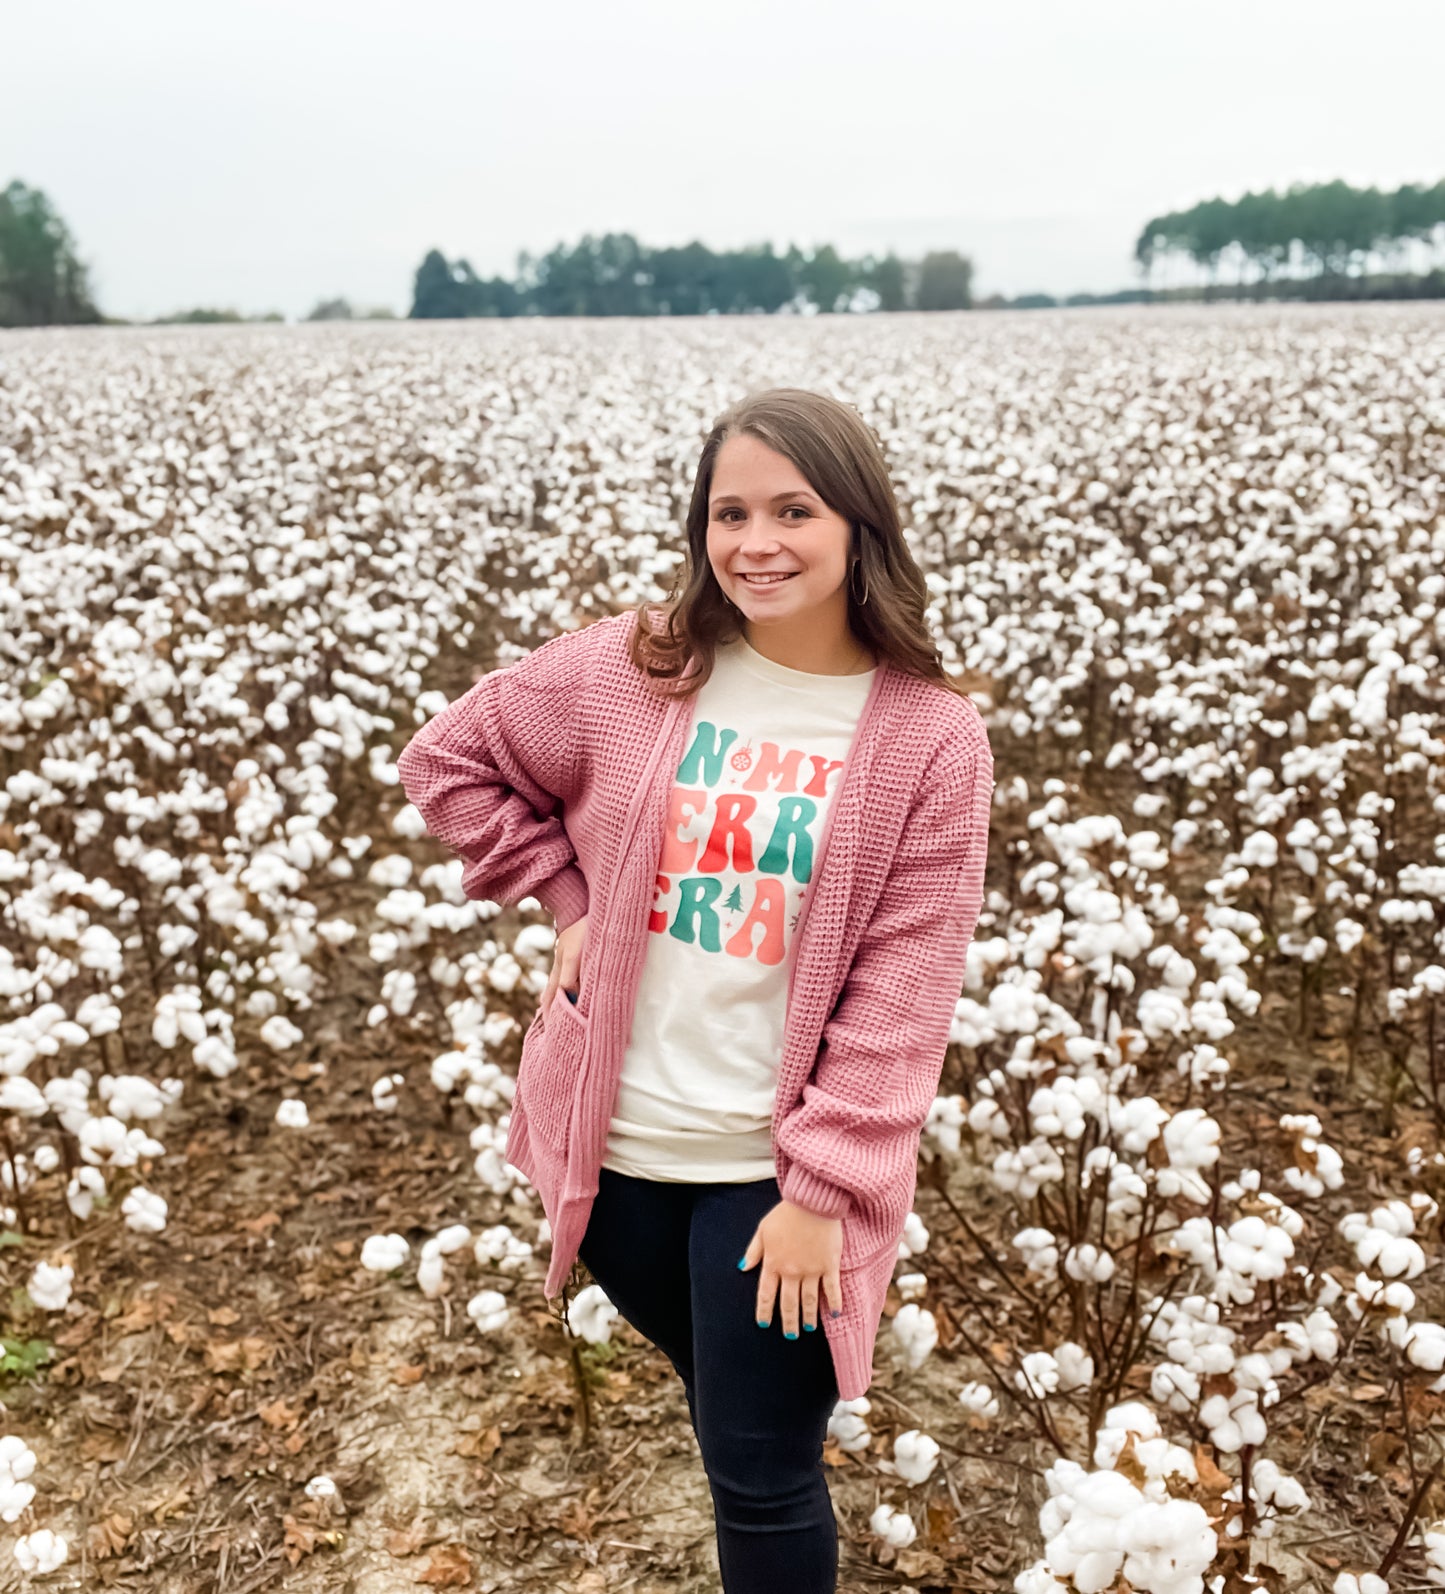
725, 883, 745, 913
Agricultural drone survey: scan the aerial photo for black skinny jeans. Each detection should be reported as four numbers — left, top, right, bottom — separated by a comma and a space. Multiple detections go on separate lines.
577, 1165, 841, 1593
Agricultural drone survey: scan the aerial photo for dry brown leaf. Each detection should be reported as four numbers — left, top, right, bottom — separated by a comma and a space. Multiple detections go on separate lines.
386, 1521, 431, 1557
417, 1543, 474, 1586
79, 1430, 129, 1464
85, 1512, 134, 1559
393, 1362, 426, 1385
454, 1425, 501, 1461
259, 1397, 304, 1430
147, 1484, 191, 1524
1193, 1442, 1233, 1494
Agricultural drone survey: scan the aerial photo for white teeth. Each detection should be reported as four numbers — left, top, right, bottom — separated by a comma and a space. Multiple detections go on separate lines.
740, 573, 795, 584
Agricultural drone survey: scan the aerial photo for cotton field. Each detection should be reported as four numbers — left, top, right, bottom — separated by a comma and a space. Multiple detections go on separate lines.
2, 302, 1444, 1593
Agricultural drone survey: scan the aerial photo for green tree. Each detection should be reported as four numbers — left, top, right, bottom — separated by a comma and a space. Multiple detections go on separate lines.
305, 296, 353, 320
0, 179, 102, 327
916, 249, 973, 310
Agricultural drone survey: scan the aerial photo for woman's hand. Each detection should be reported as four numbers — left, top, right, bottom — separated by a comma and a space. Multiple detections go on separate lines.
739, 1200, 843, 1337
542, 913, 588, 1023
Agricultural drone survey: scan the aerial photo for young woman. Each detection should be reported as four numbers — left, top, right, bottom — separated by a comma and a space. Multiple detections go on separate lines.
397, 387, 993, 1593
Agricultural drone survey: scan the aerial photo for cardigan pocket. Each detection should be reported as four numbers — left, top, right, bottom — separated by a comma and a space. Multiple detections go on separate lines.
516, 989, 590, 1197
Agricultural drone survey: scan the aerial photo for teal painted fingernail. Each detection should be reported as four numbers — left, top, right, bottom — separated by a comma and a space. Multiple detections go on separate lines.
737, 1257, 747, 1270
803, 1322, 816, 1332
785, 1330, 798, 1340
756, 1318, 768, 1328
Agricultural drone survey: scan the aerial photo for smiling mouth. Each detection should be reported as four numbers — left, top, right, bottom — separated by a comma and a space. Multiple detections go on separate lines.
737, 572, 799, 586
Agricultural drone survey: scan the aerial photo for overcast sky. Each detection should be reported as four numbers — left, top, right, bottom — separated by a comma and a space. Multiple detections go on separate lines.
6, 0, 1442, 320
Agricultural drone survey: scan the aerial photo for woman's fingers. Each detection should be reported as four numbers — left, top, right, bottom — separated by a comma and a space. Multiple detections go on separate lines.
754, 1260, 778, 1330
800, 1273, 820, 1333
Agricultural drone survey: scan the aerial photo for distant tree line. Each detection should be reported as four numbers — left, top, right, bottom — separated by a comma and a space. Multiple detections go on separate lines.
409, 236, 973, 318
0, 180, 102, 327
1136, 178, 1445, 290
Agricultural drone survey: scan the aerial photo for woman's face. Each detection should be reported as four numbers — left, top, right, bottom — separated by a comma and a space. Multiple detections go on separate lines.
705, 433, 853, 627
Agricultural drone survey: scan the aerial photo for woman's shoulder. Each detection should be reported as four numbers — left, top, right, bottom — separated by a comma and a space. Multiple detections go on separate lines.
884, 667, 991, 767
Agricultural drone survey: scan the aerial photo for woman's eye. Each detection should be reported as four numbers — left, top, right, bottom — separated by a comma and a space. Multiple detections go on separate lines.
719, 506, 808, 521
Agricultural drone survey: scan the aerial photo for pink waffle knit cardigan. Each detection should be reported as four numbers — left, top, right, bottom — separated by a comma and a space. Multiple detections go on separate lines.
396, 608, 993, 1400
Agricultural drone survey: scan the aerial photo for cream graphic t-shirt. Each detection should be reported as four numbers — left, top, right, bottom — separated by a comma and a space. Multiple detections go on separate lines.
602, 633, 877, 1182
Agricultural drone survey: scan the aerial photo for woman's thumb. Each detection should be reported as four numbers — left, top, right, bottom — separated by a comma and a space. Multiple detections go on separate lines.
736, 1228, 761, 1272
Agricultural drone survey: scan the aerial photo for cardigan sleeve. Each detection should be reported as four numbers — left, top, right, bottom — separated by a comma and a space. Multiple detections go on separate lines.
774, 730, 993, 1223
395, 625, 595, 931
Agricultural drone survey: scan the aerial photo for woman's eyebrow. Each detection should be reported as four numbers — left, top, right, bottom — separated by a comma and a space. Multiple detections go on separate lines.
710, 489, 819, 507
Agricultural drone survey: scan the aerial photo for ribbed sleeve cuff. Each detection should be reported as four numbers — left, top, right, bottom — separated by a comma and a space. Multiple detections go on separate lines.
533, 864, 590, 931
780, 1163, 852, 1221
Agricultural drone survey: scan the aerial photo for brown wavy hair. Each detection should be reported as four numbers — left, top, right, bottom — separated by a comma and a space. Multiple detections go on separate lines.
626, 386, 970, 701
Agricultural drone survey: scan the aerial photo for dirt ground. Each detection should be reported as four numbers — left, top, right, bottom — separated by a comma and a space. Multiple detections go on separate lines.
2, 922, 1436, 1593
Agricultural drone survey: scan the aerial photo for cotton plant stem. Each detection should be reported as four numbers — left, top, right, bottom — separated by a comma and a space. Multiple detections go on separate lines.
1377, 1457, 1442, 1581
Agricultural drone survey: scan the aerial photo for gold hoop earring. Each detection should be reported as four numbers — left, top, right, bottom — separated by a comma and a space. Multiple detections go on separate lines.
849, 558, 870, 606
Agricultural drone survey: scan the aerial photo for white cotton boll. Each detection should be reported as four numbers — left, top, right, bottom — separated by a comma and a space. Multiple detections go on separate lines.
1015, 1226, 1061, 1279
1200, 1386, 1267, 1454
431, 1224, 471, 1255
1096, 1402, 1161, 1451
1107, 1094, 1169, 1154
992, 1140, 1067, 1199
305, 1474, 338, 1499
568, 1283, 618, 1344
1016, 1351, 1061, 1398
0, 1435, 37, 1522
1151, 1361, 1201, 1412
1277, 1307, 1340, 1364
360, 1232, 411, 1272
1355, 1228, 1426, 1280
467, 1288, 510, 1333
1402, 1322, 1445, 1373
1221, 1216, 1294, 1282
97, 1074, 179, 1122
828, 1398, 872, 1453
1044, 1468, 1144, 1593
1333, 1573, 1390, 1594
1014, 1562, 1063, 1594
1163, 1107, 1221, 1171
1420, 1527, 1445, 1584
1055, 1341, 1094, 1392
869, 1502, 917, 1548
892, 1304, 938, 1370
258, 1013, 305, 1052
1065, 1243, 1116, 1284
967, 1095, 1010, 1139
893, 1428, 940, 1485
275, 1097, 310, 1128
194, 1035, 240, 1078
1351, 1275, 1414, 1315
1119, 1496, 1217, 1592
121, 1185, 168, 1234
922, 1094, 967, 1159
26, 1261, 73, 1312
372, 1072, 404, 1111
958, 1380, 999, 1418
12, 1527, 68, 1574
473, 1224, 533, 1272
899, 1211, 930, 1256
416, 1247, 446, 1298
66, 1165, 106, 1222
1137, 987, 1190, 1041
0, 1077, 48, 1116
896, 1272, 928, 1302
